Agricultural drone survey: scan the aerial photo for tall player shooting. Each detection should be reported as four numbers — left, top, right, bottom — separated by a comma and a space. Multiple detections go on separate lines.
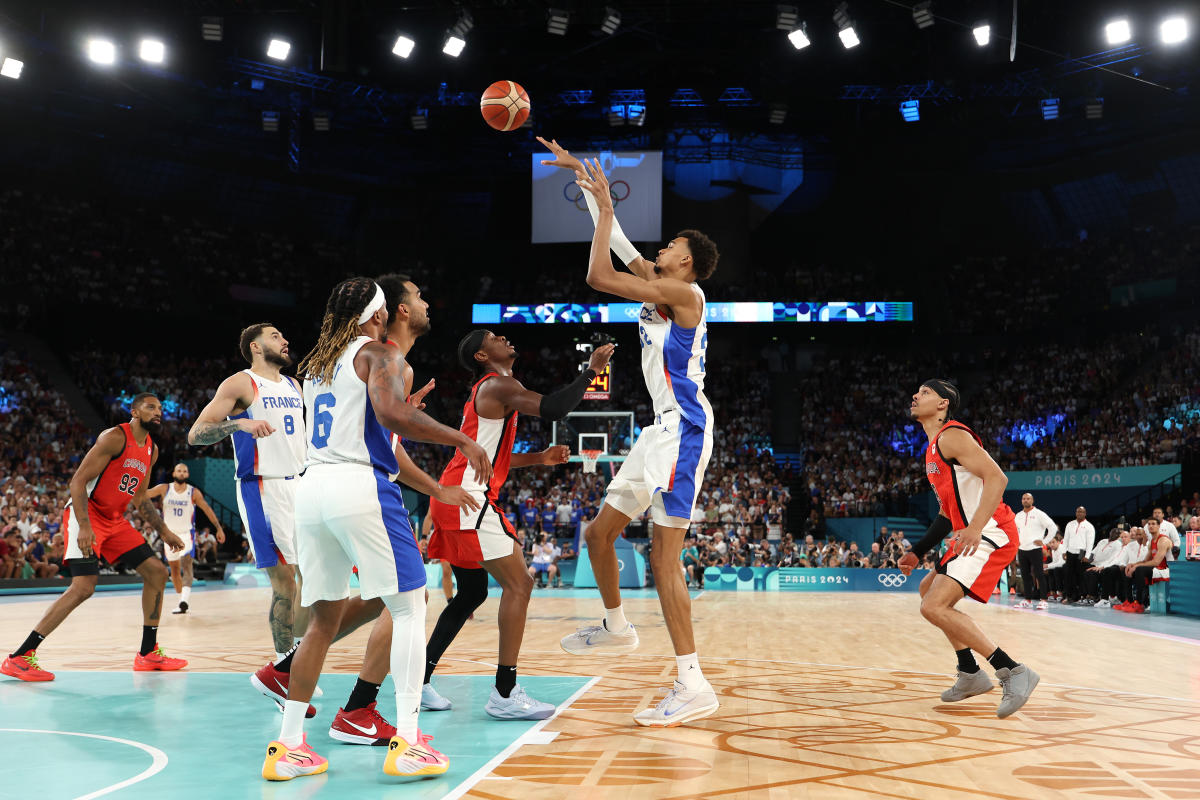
145, 463, 226, 614
421, 330, 614, 719
545, 144, 721, 727
262, 278, 492, 781
1, 394, 188, 681
189, 324, 311, 677
899, 380, 1039, 718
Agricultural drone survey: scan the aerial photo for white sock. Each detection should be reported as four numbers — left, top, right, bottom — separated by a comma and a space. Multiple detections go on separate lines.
180, 586, 191, 604
604, 605, 629, 633
279, 700, 308, 748
384, 588, 425, 744
676, 652, 706, 690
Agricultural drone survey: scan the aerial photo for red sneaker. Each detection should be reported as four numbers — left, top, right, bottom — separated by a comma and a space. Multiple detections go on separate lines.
1, 651, 55, 682
134, 645, 187, 671
329, 701, 397, 746
251, 662, 316, 718
1129, 602, 1146, 613
1113, 602, 1130, 612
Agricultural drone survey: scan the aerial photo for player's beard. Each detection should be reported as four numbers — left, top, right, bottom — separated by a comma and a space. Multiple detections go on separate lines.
142, 418, 163, 435
264, 349, 292, 368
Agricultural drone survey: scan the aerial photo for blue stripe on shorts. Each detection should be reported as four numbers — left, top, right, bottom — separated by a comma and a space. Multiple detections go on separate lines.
661, 418, 707, 521
373, 470, 426, 592
239, 479, 279, 568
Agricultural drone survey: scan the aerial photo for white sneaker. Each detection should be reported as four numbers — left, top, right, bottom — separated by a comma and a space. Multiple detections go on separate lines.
1094, 598, 1112, 609
484, 683, 555, 720
560, 622, 639, 656
1035, 600, 1049, 610
421, 682, 452, 711
1014, 599, 1031, 609
634, 680, 719, 727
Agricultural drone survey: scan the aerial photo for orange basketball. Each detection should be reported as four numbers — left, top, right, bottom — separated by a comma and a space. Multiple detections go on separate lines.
480, 80, 530, 132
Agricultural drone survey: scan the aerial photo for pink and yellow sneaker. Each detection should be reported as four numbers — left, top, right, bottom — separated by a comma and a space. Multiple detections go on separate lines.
0, 651, 55, 682
134, 645, 187, 671
262, 735, 329, 781
383, 730, 449, 777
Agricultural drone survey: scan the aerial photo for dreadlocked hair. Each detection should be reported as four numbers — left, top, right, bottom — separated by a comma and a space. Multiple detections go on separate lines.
297, 277, 379, 386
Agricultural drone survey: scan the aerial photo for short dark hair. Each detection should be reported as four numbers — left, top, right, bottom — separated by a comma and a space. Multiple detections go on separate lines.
132, 392, 158, 408
676, 229, 719, 280
376, 273, 414, 327
238, 322, 274, 365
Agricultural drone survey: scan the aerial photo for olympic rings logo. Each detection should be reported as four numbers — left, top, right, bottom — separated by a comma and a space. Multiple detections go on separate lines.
878, 573, 908, 587
564, 179, 630, 211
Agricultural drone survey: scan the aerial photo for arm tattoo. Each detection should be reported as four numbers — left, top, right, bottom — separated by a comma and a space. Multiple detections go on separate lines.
191, 419, 242, 445
367, 349, 408, 411
136, 497, 171, 537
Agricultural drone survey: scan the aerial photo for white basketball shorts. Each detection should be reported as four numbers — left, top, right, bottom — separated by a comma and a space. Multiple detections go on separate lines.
604, 411, 713, 530
235, 476, 298, 569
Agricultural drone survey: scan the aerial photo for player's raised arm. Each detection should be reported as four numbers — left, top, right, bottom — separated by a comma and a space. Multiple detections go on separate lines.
476, 343, 615, 422
576, 160, 702, 315
188, 373, 273, 445
536, 136, 656, 280
361, 342, 493, 484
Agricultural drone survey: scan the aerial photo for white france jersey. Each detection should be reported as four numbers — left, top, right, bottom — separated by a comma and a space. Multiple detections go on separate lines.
163, 483, 196, 536
230, 370, 307, 479
303, 336, 399, 478
636, 283, 714, 429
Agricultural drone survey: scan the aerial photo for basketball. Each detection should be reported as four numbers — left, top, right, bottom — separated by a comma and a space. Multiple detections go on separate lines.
480, 80, 530, 132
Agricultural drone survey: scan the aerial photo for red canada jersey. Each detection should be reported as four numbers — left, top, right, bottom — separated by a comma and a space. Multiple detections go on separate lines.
925, 421, 1014, 531
430, 373, 518, 530
82, 423, 153, 520
1150, 533, 1171, 568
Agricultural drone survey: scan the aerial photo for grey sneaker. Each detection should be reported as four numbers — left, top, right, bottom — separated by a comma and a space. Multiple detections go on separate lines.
484, 683, 555, 720
560, 622, 639, 656
995, 664, 1040, 718
940, 669, 994, 702
421, 682, 452, 711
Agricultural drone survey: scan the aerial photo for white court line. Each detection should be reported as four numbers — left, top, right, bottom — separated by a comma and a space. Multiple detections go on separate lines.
0, 728, 168, 800
517, 650, 1200, 705
439, 675, 601, 800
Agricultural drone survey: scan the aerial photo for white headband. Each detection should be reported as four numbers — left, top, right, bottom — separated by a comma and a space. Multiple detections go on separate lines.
357, 283, 386, 325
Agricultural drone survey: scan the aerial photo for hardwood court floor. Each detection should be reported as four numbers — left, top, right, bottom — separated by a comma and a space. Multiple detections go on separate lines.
2, 585, 1197, 799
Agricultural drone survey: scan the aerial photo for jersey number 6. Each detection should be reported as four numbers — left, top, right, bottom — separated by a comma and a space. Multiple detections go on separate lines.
311, 393, 337, 449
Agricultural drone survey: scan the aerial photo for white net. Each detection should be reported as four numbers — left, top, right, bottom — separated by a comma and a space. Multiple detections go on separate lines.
581, 449, 602, 474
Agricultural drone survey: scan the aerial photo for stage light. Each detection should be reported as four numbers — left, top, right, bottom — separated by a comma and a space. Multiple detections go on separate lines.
267, 39, 290, 60
1086, 98, 1104, 119
600, 7, 622, 35
788, 26, 811, 49
839, 27, 860, 48
200, 17, 223, 42
250, 79, 265, 91
87, 39, 116, 66
451, 10, 474, 38
262, 110, 280, 131
769, 103, 788, 124
912, 2, 934, 30
776, 5, 799, 31
1162, 17, 1188, 44
607, 104, 626, 127
1105, 19, 1131, 45
392, 35, 414, 58
627, 102, 646, 126
0, 58, 22, 80
900, 99, 919, 122
547, 9, 570, 35
1040, 98, 1059, 120
834, 3, 859, 48
973, 24, 990, 46
139, 39, 165, 64
411, 110, 428, 130
442, 35, 466, 57
313, 110, 331, 131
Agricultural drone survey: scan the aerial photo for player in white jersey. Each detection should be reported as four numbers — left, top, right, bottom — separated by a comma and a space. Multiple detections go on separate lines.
144, 462, 225, 614
189, 324, 310, 671
261, 277, 492, 782
541, 140, 722, 728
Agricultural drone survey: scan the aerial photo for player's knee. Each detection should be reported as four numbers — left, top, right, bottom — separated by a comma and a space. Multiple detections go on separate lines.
584, 525, 608, 550
71, 578, 97, 601
919, 597, 944, 623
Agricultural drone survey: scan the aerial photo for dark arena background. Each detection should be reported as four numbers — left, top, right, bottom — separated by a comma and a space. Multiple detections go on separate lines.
1, 1, 1199, 798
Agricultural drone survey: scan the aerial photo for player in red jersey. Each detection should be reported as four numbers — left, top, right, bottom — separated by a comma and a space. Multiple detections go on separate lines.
420, 330, 613, 719
899, 379, 1039, 718
1, 393, 189, 681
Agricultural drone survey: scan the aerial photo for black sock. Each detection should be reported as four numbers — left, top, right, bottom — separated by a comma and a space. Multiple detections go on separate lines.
423, 659, 439, 686
12, 631, 45, 658
344, 678, 381, 713
955, 648, 980, 674
496, 665, 517, 698
987, 647, 1018, 671
275, 641, 300, 673
140, 626, 157, 657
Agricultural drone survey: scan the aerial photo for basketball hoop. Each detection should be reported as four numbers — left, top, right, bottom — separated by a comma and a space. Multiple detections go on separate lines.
581, 449, 602, 474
